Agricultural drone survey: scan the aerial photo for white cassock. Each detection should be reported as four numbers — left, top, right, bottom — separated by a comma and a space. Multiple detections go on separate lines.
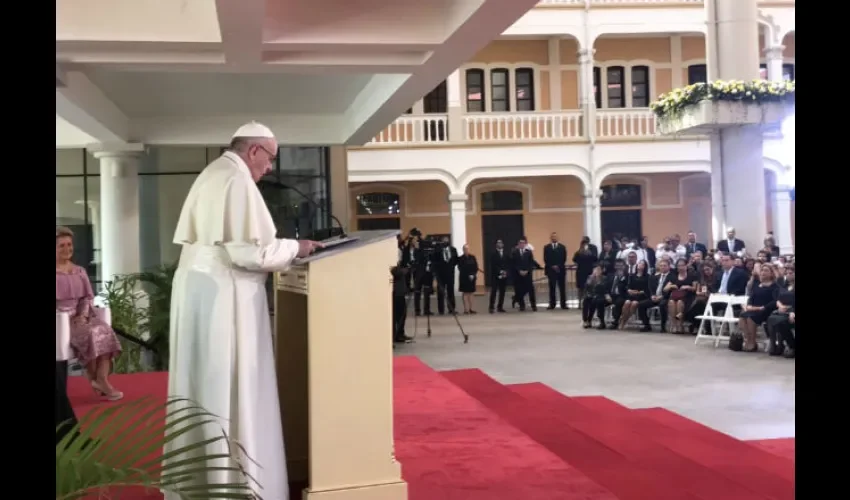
164, 151, 298, 500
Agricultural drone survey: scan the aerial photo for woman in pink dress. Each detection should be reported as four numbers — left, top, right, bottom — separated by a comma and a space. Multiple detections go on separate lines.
56, 226, 123, 400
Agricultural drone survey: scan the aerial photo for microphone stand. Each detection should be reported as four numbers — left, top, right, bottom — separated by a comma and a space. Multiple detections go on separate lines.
258, 179, 347, 240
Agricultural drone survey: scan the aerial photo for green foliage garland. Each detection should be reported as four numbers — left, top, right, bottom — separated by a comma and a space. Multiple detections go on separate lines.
650, 80, 795, 120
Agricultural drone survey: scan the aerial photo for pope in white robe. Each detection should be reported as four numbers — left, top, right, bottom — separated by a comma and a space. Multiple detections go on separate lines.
164, 123, 322, 500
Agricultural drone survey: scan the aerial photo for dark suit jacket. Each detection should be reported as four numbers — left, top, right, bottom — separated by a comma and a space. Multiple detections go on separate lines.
717, 239, 747, 254
603, 274, 629, 298
598, 250, 619, 274
714, 267, 748, 296
490, 249, 510, 280
433, 245, 458, 278
647, 272, 675, 300
684, 242, 708, 258
573, 244, 599, 286
512, 248, 541, 274
543, 243, 568, 275
643, 247, 657, 270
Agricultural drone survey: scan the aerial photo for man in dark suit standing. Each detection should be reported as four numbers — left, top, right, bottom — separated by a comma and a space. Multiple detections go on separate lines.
638, 258, 674, 332
543, 232, 568, 310
488, 239, 509, 313
434, 235, 459, 314
684, 231, 708, 259
716, 228, 747, 255
573, 236, 598, 297
512, 236, 541, 312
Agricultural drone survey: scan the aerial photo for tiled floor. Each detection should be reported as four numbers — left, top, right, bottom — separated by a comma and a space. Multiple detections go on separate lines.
394, 296, 795, 440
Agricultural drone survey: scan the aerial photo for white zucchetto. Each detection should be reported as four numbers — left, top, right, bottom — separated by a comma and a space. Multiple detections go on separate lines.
232, 121, 275, 139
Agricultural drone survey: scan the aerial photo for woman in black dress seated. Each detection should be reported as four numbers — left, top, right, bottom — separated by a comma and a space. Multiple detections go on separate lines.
685, 264, 718, 333
581, 264, 606, 328
619, 259, 649, 329
667, 258, 698, 334
457, 244, 481, 314
738, 263, 780, 352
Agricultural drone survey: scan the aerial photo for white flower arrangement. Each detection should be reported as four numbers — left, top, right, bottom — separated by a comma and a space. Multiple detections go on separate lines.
650, 80, 795, 120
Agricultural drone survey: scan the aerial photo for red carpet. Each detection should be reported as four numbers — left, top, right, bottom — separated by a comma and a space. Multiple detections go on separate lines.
67, 357, 794, 499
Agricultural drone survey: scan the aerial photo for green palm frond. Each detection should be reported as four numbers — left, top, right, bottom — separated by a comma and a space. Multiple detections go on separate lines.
56, 396, 262, 500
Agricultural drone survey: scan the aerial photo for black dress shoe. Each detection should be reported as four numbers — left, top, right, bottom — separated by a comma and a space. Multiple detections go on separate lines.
547, 306, 556, 310
596, 324, 606, 330
639, 326, 652, 332
497, 308, 506, 313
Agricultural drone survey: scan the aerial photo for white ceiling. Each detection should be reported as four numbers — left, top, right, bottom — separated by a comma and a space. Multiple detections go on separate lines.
56, 0, 541, 147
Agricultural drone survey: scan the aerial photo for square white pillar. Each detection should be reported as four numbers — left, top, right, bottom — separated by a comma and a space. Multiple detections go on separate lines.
764, 45, 786, 82
583, 189, 601, 247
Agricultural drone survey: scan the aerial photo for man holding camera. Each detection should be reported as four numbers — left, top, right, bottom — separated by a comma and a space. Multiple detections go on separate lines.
434, 235, 459, 315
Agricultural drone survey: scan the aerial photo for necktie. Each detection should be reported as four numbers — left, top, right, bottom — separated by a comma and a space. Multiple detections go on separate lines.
553, 243, 556, 250
444, 248, 449, 262
498, 250, 502, 258
656, 274, 666, 296
611, 278, 617, 294
720, 271, 730, 294
630, 265, 635, 274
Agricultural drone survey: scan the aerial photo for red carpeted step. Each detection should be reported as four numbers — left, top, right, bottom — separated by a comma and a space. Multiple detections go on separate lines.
746, 438, 795, 462
568, 395, 794, 500
394, 356, 617, 500
441, 368, 707, 500
633, 407, 795, 482
510, 382, 789, 500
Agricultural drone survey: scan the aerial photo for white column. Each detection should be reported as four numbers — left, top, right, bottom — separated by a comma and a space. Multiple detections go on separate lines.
548, 38, 562, 110
764, 45, 785, 82
709, 137, 726, 248
95, 148, 143, 283
446, 70, 463, 142
577, 48, 597, 140
772, 186, 794, 255
583, 189, 602, 247
706, 0, 766, 246
449, 193, 467, 295
448, 193, 468, 248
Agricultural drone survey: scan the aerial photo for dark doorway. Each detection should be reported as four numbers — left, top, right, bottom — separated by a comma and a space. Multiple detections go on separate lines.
601, 210, 642, 242
481, 214, 524, 287
357, 218, 401, 231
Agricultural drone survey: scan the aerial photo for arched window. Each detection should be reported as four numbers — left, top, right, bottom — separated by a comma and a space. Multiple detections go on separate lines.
631, 65, 650, 107
354, 192, 402, 230
606, 66, 625, 108
355, 192, 401, 215
515, 68, 535, 111
490, 69, 510, 112
600, 184, 642, 208
481, 190, 524, 212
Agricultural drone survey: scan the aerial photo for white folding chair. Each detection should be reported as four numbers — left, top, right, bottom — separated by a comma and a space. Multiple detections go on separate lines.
694, 294, 743, 347
56, 306, 112, 375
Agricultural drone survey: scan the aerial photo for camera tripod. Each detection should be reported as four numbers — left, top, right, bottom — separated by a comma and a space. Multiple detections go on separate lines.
411, 283, 469, 344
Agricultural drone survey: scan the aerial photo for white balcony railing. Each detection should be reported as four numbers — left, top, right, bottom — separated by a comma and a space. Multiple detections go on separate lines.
538, 0, 703, 5
463, 111, 583, 142
596, 109, 657, 139
370, 115, 449, 145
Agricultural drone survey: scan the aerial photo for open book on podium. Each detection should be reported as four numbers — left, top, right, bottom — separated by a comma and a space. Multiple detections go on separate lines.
273, 230, 408, 500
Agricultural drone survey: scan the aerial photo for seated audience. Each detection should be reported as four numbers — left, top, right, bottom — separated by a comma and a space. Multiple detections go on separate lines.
595, 260, 627, 330
638, 259, 673, 333
598, 240, 618, 275
767, 264, 795, 357
684, 264, 718, 333
667, 258, 698, 334
582, 264, 606, 328
620, 259, 649, 329
762, 234, 780, 259
737, 263, 781, 352
56, 226, 123, 401
746, 262, 762, 295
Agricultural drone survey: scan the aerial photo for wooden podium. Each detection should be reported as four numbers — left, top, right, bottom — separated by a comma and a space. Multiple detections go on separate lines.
273, 230, 408, 500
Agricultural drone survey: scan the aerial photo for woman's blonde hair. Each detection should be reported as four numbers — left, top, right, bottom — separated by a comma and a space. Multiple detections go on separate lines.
56, 226, 74, 239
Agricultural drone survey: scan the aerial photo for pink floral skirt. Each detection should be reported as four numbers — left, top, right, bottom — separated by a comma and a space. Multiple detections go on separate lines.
69, 315, 122, 366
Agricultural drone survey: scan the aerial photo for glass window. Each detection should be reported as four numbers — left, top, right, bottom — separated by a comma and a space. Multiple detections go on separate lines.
466, 69, 485, 112
515, 68, 535, 112
481, 190, 523, 212
593, 67, 602, 109
424, 81, 447, 114
56, 149, 85, 175
607, 67, 625, 108
491, 69, 510, 112
355, 192, 401, 216
631, 66, 650, 107
600, 184, 642, 208
688, 64, 707, 85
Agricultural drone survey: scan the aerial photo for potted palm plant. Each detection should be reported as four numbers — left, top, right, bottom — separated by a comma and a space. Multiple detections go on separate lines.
56, 396, 262, 499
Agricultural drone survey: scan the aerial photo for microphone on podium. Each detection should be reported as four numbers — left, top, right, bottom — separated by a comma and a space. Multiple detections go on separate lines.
258, 179, 347, 240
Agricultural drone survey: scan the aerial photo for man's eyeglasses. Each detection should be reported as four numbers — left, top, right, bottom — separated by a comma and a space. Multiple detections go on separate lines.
254, 144, 277, 162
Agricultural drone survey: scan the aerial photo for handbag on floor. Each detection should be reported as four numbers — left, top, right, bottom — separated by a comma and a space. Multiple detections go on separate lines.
728, 332, 744, 351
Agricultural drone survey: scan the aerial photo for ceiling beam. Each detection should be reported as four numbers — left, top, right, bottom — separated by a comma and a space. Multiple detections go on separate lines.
56, 71, 131, 144
344, 0, 541, 145
215, 0, 265, 66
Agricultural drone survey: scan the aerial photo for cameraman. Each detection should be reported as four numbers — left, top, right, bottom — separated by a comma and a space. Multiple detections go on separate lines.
390, 265, 412, 344
433, 236, 459, 314
404, 234, 434, 316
